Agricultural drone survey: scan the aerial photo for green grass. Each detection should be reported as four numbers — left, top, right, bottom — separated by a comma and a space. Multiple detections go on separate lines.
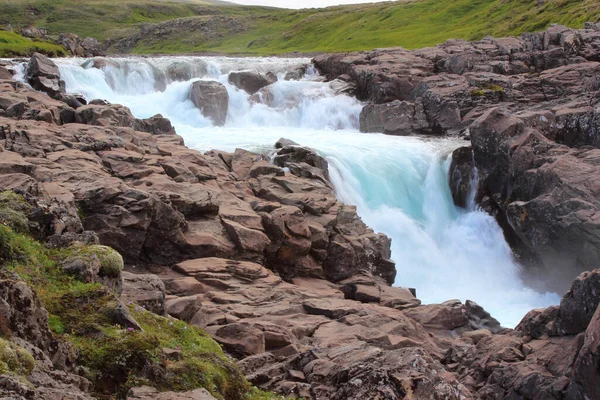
1, 0, 599, 55
0, 191, 280, 400
0, 30, 66, 57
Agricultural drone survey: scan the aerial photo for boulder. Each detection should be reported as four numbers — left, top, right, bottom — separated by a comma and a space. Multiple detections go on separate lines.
274, 137, 299, 149
222, 218, 270, 253
19, 27, 48, 38
211, 323, 266, 358
517, 268, 600, 338
189, 80, 229, 126
0, 66, 13, 80
284, 65, 307, 81
26, 53, 65, 98
228, 70, 277, 95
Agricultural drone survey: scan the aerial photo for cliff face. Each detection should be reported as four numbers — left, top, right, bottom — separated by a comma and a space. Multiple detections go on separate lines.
0, 49, 599, 400
315, 23, 600, 294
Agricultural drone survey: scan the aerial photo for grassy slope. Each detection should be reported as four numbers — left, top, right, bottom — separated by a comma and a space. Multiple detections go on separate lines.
0, 30, 66, 57
0, 0, 599, 55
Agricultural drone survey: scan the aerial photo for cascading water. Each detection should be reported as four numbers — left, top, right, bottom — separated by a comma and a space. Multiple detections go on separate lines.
51, 56, 559, 327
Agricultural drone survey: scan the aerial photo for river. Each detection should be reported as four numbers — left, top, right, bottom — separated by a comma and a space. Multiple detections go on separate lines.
44, 56, 560, 327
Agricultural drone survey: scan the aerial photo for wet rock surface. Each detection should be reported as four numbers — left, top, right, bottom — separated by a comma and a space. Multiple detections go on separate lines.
189, 80, 229, 126
228, 70, 278, 95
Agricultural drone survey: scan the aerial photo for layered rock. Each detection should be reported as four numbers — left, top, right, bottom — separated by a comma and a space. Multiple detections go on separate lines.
160, 257, 469, 398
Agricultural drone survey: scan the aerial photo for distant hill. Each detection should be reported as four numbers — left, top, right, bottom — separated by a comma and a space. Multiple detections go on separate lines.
1, 0, 599, 56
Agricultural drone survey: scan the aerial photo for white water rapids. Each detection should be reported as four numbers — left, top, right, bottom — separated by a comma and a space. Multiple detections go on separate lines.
49, 56, 559, 327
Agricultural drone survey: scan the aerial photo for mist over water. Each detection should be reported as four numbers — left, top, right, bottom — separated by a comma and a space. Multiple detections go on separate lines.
54, 56, 560, 327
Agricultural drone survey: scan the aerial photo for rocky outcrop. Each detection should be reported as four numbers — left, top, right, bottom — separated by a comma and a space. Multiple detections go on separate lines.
160, 257, 600, 399
111, 16, 247, 54
314, 23, 600, 137
161, 257, 468, 398
56, 33, 104, 58
228, 71, 278, 95
0, 271, 94, 400
315, 23, 600, 291
0, 65, 395, 287
189, 80, 229, 126
446, 268, 600, 400
450, 107, 600, 292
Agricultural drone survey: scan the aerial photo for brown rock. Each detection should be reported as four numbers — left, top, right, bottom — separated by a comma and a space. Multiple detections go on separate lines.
189, 80, 229, 126
26, 53, 65, 98
222, 218, 270, 253
567, 305, 600, 399
127, 386, 216, 400
462, 329, 492, 344
212, 323, 266, 358
228, 70, 277, 95
120, 272, 166, 315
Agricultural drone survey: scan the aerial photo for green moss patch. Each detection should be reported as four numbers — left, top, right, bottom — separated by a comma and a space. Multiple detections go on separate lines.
0, 338, 36, 376
0, 191, 31, 234
61, 244, 124, 278
45, 282, 251, 399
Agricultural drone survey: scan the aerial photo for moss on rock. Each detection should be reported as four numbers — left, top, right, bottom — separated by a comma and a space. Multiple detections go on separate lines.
62, 244, 124, 279
0, 191, 31, 234
0, 338, 36, 376
0, 193, 274, 399
49, 284, 250, 399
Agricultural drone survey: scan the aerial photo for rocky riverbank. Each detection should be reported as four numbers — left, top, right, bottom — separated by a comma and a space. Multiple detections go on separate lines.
0, 39, 599, 400
314, 22, 600, 295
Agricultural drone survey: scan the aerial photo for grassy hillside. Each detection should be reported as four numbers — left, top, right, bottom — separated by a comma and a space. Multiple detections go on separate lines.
0, 0, 599, 56
0, 30, 66, 57
0, 0, 271, 41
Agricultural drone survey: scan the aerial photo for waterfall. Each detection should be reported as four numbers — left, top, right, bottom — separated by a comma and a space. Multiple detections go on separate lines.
50, 56, 559, 327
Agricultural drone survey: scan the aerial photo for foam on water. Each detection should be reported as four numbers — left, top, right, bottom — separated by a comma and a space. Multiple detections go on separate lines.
51, 56, 560, 327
